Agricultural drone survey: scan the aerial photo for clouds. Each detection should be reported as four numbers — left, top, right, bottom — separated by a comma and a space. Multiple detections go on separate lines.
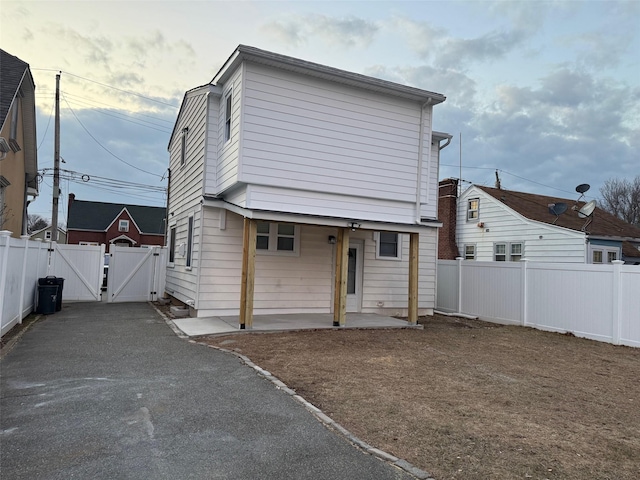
263, 14, 379, 48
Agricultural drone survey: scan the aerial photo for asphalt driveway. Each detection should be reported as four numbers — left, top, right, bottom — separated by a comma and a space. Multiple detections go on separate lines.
0, 302, 414, 479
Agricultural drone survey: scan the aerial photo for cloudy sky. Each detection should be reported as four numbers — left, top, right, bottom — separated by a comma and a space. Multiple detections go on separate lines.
3, 0, 639, 222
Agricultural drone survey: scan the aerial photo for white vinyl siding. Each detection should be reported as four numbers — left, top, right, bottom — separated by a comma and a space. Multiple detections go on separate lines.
216, 68, 243, 194
196, 209, 333, 315
232, 62, 436, 224
361, 229, 437, 313
457, 187, 586, 263
165, 87, 209, 303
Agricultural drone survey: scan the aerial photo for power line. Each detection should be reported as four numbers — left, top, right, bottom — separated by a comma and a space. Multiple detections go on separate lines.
32, 68, 179, 108
61, 91, 174, 123
61, 94, 163, 178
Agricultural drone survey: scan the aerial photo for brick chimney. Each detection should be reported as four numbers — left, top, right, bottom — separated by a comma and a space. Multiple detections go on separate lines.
438, 179, 460, 259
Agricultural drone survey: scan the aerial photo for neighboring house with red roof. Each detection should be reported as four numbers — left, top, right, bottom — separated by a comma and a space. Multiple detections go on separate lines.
438, 180, 640, 264
0, 49, 39, 238
66, 194, 166, 252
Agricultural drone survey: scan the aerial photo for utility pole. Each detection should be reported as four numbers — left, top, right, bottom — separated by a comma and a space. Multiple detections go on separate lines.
51, 72, 61, 242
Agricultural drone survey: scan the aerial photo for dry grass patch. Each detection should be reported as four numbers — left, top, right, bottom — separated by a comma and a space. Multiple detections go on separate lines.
202, 314, 640, 480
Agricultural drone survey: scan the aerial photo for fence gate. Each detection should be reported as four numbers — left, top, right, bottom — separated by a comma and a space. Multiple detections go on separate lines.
49, 243, 105, 302
107, 246, 167, 303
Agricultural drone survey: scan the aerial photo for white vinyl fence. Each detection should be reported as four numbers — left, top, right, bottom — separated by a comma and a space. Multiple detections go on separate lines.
1, 230, 168, 337
437, 259, 640, 347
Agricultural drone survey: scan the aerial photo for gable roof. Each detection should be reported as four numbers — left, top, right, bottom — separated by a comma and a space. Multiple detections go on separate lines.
67, 199, 166, 234
475, 186, 640, 240
212, 45, 446, 104
1, 49, 38, 188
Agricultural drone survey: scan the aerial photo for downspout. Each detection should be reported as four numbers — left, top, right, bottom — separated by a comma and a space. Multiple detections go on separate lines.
415, 99, 433, 224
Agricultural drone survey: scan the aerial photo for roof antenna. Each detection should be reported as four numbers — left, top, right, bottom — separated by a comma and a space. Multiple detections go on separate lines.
495, 170, 501, 190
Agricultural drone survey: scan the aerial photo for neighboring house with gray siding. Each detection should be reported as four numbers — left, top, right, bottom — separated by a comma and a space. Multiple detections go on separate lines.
166, 45, 452, 319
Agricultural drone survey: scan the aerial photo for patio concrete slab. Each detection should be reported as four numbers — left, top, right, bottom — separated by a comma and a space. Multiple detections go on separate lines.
172, 312, 422, 337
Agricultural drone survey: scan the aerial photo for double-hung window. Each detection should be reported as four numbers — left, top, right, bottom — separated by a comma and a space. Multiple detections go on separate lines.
495, 242, 524, 261
119, 220, 129, 232
494, 243, 507, 261
256, 222, 299, 255
510, 243, 523, 261
464, 244, 476, 260
467, 199, 479, 220
376, 232, 402, 260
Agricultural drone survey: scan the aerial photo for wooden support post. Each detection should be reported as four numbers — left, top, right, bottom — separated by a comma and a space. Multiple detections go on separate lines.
333, 227, 349, 327
239, 218, 257, 329
408, 232, 419, 325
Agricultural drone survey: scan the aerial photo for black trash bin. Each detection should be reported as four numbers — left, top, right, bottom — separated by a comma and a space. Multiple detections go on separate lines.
38, 276, 65, 311
37, 284, 58, 315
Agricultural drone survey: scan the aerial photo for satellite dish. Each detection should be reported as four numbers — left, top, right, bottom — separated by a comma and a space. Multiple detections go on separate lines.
548, 202, 568, 224
576, 184, 590, 194
578, 200, 596, 218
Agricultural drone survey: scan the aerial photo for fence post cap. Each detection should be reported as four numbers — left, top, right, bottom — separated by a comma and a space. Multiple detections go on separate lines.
0, 230, 12, 237
612, 260, 624, 265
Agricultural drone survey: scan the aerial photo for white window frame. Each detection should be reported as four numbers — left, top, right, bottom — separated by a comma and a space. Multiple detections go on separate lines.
464, 244, 476, 260
510, 242, 523, 261
45, 231, 52, 240
118, 220, 129, 232
467, 198, 479, 221
168, 225, 176, 267
255, 222, 300, 256
224, 90, 232, 143
180, 127, 188, 167
79, 241, 99, 246
185, 215, 194, 270
494, 243, 507, 262
375, 232, 402, 260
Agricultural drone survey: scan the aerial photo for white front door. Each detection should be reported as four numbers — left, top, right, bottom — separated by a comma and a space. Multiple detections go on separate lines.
346, 241, 363, 313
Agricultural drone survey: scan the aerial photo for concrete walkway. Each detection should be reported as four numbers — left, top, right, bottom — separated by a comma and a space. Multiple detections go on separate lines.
0, 302, 418, 479
173, 312, 422, 336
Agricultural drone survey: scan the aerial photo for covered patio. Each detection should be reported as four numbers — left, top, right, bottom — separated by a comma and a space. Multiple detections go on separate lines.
171, 313, 423, 337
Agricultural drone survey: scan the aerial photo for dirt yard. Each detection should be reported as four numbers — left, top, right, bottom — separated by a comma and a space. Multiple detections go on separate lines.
201, 314, 640, 480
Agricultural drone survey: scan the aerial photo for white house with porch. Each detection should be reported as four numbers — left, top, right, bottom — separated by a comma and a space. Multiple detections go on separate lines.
165, 45, 451, 328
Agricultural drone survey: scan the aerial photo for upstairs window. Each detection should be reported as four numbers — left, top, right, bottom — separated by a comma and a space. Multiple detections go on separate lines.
118, 220, 129, 232
180, 127, 188, 166
376, 232, 401, 259
224, 91, 232, 142
256, 222, 299, 255
467, 198, 479, 220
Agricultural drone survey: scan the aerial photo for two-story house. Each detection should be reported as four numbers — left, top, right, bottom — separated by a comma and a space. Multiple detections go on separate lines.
0, 49, 39, 237
66, 194, 166, 251
166, 45, 451, 327
439, 180, 640, 264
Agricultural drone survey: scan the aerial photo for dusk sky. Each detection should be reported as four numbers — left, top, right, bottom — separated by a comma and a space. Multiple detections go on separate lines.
3, 0, 639, 222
